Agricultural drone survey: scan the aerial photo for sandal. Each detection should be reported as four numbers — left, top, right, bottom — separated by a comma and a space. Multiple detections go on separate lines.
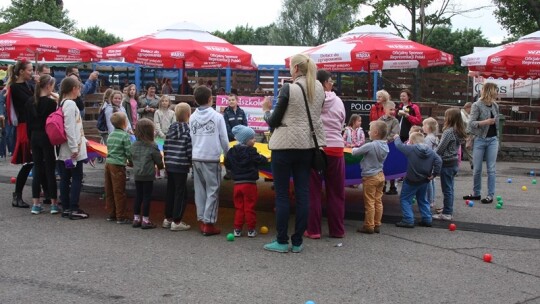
463, 194, 481, 200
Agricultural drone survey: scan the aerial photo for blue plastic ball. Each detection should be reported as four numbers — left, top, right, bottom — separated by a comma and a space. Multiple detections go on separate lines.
507, 178, 512, 183
306, 301, 316, 304
468, 201, 474, 207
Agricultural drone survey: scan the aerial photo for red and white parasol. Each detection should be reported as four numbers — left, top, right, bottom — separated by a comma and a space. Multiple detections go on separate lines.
0, 21, 102, 62
286, 25, 453, 71
461, 31, 540, 79
103, 22, 256, 70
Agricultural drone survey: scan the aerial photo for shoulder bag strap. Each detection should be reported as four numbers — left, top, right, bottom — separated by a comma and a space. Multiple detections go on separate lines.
297, 83, 319, 149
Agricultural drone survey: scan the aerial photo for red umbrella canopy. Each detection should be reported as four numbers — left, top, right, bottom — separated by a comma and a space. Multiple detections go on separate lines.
286, 25, 453, 71
0, 21, 102, 62
461, 31, 540, 79
103, 22, 256, 70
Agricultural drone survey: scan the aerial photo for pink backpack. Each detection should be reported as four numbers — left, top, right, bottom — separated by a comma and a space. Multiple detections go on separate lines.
45, 101, 67, 145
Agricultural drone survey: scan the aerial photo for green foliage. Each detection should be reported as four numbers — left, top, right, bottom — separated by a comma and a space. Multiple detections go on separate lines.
268, 0, 358, 46
338, 0, 490, 43
212, 24, 275, 45
0, 0, 75, 33
73, 26, 122, 47
493, 0, 540, 37
424, 26, 492, 73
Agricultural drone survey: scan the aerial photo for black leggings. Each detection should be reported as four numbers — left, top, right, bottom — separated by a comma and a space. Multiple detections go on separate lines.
15, 162, 51, 198
134, 181, 153, 217
165, 172, 188, 221
31, 135, 57, 199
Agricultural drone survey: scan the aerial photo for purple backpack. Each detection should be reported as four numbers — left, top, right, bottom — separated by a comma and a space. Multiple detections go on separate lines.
45, 101, 67, 145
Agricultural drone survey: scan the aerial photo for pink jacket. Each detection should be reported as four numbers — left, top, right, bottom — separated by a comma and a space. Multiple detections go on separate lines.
321, 91, 346, 148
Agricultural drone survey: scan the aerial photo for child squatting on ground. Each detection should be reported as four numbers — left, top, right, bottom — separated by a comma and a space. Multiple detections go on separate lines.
130, 118, 164, 229
104, 112, 132, 224
351, 120, 389, 234
189, 86, 229, 236
394, 132, 442, 228
162, 103, 193, 231
224, 125, 268, 238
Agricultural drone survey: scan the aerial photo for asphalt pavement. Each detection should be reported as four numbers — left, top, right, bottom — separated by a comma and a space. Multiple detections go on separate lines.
0, 158, 539, 303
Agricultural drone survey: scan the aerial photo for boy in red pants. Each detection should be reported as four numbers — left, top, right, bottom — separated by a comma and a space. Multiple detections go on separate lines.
224, 125, 268, 237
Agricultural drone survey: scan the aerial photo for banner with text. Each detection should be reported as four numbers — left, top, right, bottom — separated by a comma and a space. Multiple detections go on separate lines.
216, 95, 269, 132
473, 77, 540, 98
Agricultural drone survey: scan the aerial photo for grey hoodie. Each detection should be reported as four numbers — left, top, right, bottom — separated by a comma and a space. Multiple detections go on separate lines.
395, 137, 442, 185
352, 140, 389, 177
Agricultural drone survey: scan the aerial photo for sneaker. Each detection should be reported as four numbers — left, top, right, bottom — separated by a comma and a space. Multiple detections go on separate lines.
395, 221, 415, 228
303, 231, 321, 239
357, 226, 375, 234
69, 209, 89, 220
374, 226, 381, 234
481, 196, 493, 204
61, 209, 71, 218
263, 240, 289, 253
417, 221, 432, 227
233, 229, 242, 237
50, 205, 60, 215
171, 221, 191, 231
162, 218, 172, 228
132, 220, 141, 228
463, 194, 481, 200
31, 205, 43, 214
116, 219, 132, 225
432, 213, 453, 221
291, 244, 304, 253
247, 229, 257, 238
141, 221, 157, 229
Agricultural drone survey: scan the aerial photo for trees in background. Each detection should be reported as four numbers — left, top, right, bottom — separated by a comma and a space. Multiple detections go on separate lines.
73, 26, 122, 47
493, 0, 540, 38
213, 24, 275, 45
0, 0, 75, 33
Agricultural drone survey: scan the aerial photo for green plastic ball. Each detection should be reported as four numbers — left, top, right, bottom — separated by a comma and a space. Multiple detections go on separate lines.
532, 179, 537, 185
226, 233, 235, 241
496, 195, 502, 201
496, 204, 502, 209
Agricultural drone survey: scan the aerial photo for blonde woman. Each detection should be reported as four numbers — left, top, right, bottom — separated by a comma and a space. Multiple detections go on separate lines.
463, 83, 500, 204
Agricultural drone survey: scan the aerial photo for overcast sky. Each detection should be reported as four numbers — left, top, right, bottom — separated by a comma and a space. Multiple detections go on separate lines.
0, 0, 508, 44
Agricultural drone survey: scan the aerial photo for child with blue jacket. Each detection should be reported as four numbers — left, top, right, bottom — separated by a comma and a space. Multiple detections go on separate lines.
394, 133, 442, 228
224, 125, 268, 238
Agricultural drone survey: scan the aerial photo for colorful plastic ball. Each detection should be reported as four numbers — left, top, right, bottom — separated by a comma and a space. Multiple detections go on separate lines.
533, 179, 537, 185
498, 200, 503, 205
522, 186, 528, 191
468, 201, 474, 207
226, 233, 235, 241
530, 170, 535, 176
507, 178, 512, 183
259, 226, 269, 234
465, 200, 470, 205
483, 253, 492, 263
10, 177, 16, 184
496, 204, 502, 209
306, 301, 316, 304
496, 195, 502, 201
449, 223, 456, 231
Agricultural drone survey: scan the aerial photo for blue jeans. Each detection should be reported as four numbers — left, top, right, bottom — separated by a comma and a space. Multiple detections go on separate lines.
440, 165, 458, 215
400, 180, 431, 224
58, 160, 83, 211
271, 149, 312, 247
426, 179, 436, 205
0, 123, 16, 157
472, 136, 498, 198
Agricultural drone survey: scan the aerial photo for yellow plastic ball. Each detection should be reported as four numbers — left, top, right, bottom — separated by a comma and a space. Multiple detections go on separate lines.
260, 226, 269, 234
522, 186, 528, 191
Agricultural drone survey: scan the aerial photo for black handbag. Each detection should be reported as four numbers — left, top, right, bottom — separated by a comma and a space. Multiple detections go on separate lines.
297, 83, 326, 174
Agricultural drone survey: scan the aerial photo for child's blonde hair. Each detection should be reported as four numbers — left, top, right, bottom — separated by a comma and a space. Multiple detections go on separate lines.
370, 120, 388, 140
110, 112, 127, 129
102, 88, 113, 106
409, 125, 422, 135
423, 117, 439, 134
443, 107, 467, 139
159, 95, 171, 109
347, 114, 361, 128
109, 90, 123, 105
135, 118, 155, 143
384, 100, 395, 110
175, 102, 191, 122
409, 132, 425, 144
376, 90, 390, 102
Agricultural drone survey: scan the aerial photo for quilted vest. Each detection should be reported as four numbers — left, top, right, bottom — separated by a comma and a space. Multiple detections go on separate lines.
268, 77, 326, 150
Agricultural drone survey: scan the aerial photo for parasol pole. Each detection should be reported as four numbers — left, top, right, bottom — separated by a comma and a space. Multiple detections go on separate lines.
529, 78, 533, 121
367, 61, 372, 100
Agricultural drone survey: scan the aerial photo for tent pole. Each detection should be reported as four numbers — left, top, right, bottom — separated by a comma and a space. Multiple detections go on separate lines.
367, 61, 371, 100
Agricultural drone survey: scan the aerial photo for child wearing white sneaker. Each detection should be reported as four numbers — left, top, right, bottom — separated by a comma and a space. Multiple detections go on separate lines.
224, 125, 268, 237
162, 103, 192, 231
433, 108, 466, 221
